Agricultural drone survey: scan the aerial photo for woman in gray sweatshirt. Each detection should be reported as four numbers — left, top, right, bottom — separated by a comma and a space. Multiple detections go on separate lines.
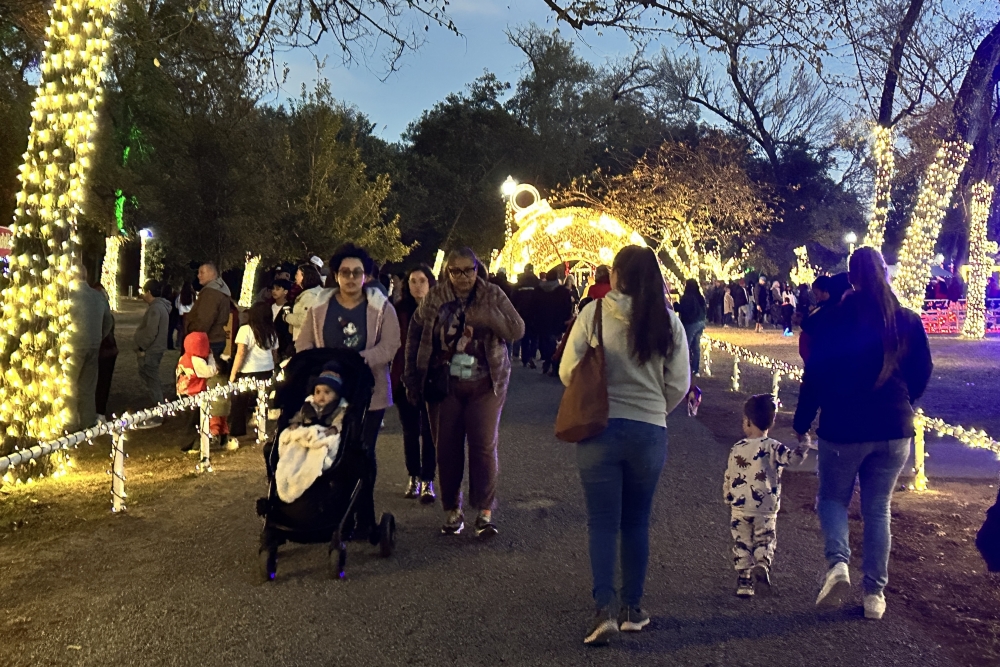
560, 245, 690, 646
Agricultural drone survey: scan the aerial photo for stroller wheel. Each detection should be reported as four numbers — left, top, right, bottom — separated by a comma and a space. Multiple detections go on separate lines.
329, 543, 347, 580
378, 513, 396, 558
258, 547, 277, 583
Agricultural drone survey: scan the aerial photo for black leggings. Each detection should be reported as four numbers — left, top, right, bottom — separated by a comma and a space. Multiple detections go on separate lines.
398, 398, 435, 480
229, 370, 272, 437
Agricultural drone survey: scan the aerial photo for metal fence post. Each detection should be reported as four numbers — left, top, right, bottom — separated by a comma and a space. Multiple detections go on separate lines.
196, 398, 213, 473
912, 413, 928, 491
110, 429, 127, 512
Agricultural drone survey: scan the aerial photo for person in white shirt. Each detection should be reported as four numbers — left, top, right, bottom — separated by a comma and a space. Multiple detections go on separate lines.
228, 301, 278, 439
284, 264, 330, 342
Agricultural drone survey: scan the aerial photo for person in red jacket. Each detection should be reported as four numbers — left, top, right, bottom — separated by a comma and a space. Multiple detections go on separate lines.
586, 265, 612, 300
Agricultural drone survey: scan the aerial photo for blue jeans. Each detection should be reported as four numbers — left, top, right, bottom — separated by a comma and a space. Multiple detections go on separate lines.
817, 438, 910, 594
577, 418, 667, 609
683, 322, 704, 374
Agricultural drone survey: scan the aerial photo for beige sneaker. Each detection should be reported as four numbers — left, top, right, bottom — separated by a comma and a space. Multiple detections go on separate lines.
864, 592, 886, 620
816, 562, 851, 608
224, 437, 240, 451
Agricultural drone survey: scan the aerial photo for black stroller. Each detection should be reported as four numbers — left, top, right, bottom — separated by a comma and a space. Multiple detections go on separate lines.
255, 348, 396, 581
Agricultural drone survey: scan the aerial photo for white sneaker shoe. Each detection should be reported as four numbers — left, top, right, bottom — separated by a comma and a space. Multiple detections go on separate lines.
864, 592, 886, 620
816, 562, 851, 608
224, 437, 240, 451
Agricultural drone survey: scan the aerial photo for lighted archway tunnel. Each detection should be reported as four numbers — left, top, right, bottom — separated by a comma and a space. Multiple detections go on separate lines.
490, 199, 647, 280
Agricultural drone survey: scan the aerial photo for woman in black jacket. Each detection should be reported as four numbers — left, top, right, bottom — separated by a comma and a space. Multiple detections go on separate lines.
793, 247, 932, 621
676, 279, 708, 374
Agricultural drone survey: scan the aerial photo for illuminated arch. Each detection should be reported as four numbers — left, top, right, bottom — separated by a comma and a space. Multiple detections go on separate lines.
491, 201, 647, 278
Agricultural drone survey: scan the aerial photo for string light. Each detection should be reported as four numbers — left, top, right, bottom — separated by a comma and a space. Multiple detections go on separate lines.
100, 235, 122, 311
238, 254, 261, 308
893, 140, 972, 312
960, 182, 997, 339
789, 245, 817, 287
863, 125, 894, 251
0, 0, 117, 447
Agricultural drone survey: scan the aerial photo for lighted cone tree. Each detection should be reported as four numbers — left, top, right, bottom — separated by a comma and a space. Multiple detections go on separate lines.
0, 0, 116, 448
862, 125, 895, 252
892, 140, 972, 312
961, 182, 997, 339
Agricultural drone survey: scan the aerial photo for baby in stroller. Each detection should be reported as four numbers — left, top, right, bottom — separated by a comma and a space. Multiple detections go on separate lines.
257, 348, 395, 582
275, 363, 348, 504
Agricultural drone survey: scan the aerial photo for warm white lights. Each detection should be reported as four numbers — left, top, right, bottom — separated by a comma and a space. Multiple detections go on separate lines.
960, 182, 997, 340
239, 254, 261, 308
863, 125, 894, 252
100, 235, 122, 311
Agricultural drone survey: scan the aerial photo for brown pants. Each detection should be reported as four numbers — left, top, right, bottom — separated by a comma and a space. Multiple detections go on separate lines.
428, 376, 505, 513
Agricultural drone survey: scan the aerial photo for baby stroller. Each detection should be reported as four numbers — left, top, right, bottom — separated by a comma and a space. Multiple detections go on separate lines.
255, 348, 396, 582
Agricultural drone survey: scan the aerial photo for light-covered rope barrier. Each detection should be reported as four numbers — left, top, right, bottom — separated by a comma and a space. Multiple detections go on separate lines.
0, 376, 270, 511
702, 335, 1000, 491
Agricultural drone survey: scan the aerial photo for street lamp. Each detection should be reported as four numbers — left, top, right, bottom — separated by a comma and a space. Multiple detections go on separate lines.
845, 231, 857, 259
501, 175, 517, 198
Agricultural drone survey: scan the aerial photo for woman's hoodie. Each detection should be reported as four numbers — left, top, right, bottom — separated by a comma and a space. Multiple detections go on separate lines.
284, 285, 330, 341
176, 332, 218, 396
560, 290, 690, 428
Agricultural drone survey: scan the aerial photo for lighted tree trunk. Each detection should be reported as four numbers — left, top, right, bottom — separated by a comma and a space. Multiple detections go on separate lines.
0, 0, 117, 453
960, 182, 997, 339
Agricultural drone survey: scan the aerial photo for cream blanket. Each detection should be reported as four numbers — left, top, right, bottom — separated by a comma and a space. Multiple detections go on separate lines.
276, 423, 342, 503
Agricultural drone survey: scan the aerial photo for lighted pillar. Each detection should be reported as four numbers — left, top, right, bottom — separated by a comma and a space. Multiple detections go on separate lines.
863, 125, 894, 252
100, 235, 122, 311
961, 182, 997, 339
893, 141, 972, 312
239, 254, 261, 308
138, 228, 153, 285
0, 0, 117, 444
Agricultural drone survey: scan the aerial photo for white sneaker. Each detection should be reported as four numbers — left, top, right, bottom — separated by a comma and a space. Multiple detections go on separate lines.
224, 437, 240, 451
864, 592, 886, 620
816, 562, 851, 608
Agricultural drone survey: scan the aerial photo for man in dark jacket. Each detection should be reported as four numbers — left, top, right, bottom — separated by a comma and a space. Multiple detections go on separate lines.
534, 269, 574, 376
134, 280, 172, 427
490, 268, 513, 298
732, 280, 749, 328
185, 262, 232, 369
510, 277, 539, 369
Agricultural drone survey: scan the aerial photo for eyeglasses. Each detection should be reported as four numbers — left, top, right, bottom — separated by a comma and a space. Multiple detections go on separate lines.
338, 269, 365, 279
448, 267, 477, 278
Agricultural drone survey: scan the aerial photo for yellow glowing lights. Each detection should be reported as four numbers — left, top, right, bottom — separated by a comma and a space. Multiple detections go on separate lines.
893, 140, 972, 312
100, 235, 122, 311
789, 246, 817, 287
960, 182, 997, 340
0, 0, 117, 444
239, 254, 261, 308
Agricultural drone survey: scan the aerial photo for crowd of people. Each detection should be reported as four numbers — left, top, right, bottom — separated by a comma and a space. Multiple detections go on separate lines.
64, 241, 933, 647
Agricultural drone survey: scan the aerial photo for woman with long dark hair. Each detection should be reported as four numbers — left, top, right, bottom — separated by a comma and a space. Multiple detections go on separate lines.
560, 245, 690, 645
229, 301, 279, 438
390, 265, 437, 501
676, 278, 708, 375
794, 247, 932, 621
404, 248, 524, 539
284, 263, 328, 344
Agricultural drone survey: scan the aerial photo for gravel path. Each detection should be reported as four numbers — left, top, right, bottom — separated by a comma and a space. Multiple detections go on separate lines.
0, 366, 957, 666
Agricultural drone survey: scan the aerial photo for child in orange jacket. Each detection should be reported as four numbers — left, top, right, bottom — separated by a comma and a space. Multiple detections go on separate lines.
177, 332, 233, 449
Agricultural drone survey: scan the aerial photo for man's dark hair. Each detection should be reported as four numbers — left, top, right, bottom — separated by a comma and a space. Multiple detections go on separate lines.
271, 278, 292, 292
143, 279, 160, 295
329, 243, 374, 275
812, 275, 831, 292
744, 394, 777, 431
545, 268, 560, 281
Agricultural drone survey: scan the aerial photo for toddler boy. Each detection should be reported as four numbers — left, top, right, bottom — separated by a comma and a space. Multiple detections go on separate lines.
724, 394, 813, 597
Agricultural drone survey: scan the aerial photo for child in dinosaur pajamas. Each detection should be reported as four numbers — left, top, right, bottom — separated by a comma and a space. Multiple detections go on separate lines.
724, 394, 814, 597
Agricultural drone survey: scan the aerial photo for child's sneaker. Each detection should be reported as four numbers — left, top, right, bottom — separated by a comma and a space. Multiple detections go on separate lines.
816, 562, 851, 607
441, 509, 464, 535
864, 592, 886, 620
751, 564, 773, 596
736, 571, 754, 597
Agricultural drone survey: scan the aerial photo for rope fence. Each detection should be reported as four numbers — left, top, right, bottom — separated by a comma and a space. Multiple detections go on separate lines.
701, 335, 1000, 491
0, 377, 271, 512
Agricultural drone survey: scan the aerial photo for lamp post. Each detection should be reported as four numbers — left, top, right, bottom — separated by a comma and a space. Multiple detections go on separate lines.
139, 228, 153, 285
845, 231, 857, 261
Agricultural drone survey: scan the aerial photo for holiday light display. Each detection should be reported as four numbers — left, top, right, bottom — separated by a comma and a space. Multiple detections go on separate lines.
960, 182, 997, 339
138, 228, 153, 284
863, 125, 895, 251
0, 0, 116, 445
239, 254, 261, 308
789, 246, 817, 287
100, 235, 122, 311
893, 140, 972, 312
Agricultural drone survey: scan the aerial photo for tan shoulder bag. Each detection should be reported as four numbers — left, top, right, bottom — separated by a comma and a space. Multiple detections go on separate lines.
555, 299, 609, 442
